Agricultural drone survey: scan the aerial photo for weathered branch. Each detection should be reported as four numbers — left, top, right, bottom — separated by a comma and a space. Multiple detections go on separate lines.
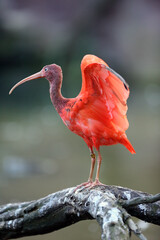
120, 193, 160, 207
0, 185, 159, 240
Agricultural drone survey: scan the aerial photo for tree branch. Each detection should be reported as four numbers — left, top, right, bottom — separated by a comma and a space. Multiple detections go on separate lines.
120, 193, 160, 207
0, 185, 159, 240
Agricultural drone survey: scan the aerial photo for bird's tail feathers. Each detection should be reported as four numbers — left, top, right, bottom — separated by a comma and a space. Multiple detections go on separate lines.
120, 135, 136, 154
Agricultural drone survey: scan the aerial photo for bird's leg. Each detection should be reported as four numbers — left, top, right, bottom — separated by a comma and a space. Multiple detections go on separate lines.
95, 149, 102, 184
88, 150, 105, 188
88, 148, 96, 183
74, 148, 96, 191
92, 149, 105, 186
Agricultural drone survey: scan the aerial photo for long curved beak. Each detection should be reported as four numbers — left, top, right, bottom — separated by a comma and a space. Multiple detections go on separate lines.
9, 70, 44, 95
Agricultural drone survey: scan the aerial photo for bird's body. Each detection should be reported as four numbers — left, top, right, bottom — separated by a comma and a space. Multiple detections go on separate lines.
52, 55, 135, 153
9, 54, 135, 185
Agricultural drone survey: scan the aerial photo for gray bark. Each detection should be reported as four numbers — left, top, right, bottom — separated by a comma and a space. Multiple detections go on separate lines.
0, 185, 160, 240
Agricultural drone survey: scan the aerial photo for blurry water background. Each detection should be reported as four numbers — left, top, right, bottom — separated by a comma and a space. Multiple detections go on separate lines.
0, 0, 160, 239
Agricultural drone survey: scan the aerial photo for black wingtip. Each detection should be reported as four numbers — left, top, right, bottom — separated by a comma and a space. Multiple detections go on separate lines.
105, 66, 129, 90
123, 83, 128, 90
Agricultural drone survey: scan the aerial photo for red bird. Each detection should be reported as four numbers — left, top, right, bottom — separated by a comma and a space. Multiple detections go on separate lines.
9, 54, 135, 186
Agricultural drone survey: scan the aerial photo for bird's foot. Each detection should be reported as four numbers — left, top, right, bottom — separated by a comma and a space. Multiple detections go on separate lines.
74, 180, 93, 192
73, 179, 106, 192
88, 179, 106, 188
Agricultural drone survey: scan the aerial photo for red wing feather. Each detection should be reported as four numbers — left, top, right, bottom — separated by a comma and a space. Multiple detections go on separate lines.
80, 54, 109, 94
63, 55, 135, 153
81, 62, 129, 103
80, 60, 130, 132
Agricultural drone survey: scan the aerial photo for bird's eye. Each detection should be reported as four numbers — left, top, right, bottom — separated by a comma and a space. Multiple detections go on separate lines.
45, 67, 48, 72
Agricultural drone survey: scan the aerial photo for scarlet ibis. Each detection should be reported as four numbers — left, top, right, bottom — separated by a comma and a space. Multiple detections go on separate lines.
9, 54, 135, 186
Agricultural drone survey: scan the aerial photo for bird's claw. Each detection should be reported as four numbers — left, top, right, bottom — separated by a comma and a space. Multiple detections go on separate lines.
74, 179, 106, 192
74, 180, 93, 192
88, 179, 106, 188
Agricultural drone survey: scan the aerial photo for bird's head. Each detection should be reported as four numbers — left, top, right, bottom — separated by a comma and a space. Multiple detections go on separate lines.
9, 64, 62, 95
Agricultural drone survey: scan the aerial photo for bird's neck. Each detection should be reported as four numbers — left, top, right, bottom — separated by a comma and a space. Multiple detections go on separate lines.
49, 78, 68, 114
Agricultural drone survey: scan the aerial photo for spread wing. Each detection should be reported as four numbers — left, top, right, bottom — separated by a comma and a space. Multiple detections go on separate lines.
79, 59, 130, 132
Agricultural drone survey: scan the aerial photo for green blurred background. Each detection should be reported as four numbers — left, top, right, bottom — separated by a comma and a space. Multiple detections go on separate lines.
0, 0, 160, 239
